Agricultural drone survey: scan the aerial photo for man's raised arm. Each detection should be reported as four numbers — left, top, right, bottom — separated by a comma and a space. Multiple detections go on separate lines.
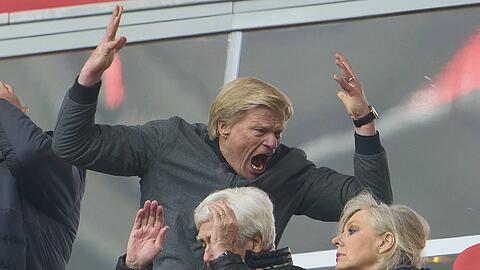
53, 6, 148, 176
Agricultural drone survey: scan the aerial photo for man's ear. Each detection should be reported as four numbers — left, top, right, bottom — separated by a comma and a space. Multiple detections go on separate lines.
218, 120, 231, 138
251, 233, 264, 253
378, 232, 395, 254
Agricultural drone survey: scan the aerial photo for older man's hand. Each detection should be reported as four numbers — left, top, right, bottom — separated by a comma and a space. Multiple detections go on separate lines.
207, 201, 239, 258
333, 53, 376, 136
125, 200, 169, 269
78, 5, 127, 87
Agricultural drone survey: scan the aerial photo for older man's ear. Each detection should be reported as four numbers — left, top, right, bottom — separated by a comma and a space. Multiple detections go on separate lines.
251, 233, 264, 253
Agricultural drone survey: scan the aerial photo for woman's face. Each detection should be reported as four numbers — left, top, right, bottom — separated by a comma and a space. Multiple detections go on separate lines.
331, 209, 384, 270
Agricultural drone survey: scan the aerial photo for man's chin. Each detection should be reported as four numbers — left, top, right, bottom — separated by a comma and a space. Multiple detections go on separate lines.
245, 168, 264, 179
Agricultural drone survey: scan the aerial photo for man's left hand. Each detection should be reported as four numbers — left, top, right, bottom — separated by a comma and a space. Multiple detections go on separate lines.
333, 53, 376, 135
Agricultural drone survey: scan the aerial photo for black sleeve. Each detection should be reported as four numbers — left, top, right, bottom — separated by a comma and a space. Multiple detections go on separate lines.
209, 253, 250, 270
294, 132, 392, 221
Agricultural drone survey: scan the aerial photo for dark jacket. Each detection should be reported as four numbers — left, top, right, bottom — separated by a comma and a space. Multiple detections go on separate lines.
115, 248, 304, 270
54, 80, 391, 269
209, 247, 305, 270
0, 99, 86, 270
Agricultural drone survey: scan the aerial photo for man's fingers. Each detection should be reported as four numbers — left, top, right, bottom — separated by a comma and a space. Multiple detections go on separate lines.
4, 83, 14, 93
155, 225, 169, 249
0, 81, 6, 91
335, 53, 355, 77
333, 74, 354, 92
141, 200, 152, 227
116, 36, 128, 52
154, 205, 165, 229
148, 200, 159, 227
208, 204, 222, 225
133, 208, 145, 230
103, 37, 127, 53
102, 5, 123, 43
215, 201, 236, 222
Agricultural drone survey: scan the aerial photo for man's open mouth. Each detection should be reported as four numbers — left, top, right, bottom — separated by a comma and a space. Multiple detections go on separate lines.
250, 153, 271, 172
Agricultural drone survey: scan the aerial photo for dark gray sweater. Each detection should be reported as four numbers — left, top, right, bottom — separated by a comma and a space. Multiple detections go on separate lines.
53, 80, 391, 269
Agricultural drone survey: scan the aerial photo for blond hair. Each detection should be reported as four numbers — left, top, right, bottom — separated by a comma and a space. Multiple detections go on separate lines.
207, 77, 293, 140
338, 192, 430, 270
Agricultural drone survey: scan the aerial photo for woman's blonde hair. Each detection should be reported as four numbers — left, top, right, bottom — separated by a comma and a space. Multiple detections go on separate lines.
338, 192, 430, 269
207, 77, 293, 140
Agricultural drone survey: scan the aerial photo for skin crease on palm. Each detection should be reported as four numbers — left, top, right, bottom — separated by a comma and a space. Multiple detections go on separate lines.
218, 106, 286, 180
331, 210, 385, 270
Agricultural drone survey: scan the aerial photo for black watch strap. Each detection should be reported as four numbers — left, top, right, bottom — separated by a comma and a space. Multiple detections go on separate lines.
352, 105, 378, 127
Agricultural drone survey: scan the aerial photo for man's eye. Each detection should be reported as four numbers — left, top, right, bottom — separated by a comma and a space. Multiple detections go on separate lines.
254, 128, 265, 134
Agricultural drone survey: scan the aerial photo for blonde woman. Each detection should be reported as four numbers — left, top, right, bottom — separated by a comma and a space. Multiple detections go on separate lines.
332, 192, 431, 270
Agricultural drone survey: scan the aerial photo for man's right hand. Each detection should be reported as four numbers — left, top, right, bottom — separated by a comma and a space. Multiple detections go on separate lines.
125, 200, 169, 269
207, 201, 239, 259
78, 5, 127, 87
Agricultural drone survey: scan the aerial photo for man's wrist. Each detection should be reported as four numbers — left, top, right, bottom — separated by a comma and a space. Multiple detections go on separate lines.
125, 262, 141, 269
125, 255, 143, 269
78, 69, 101, 87
68, 77, 101, 104
352, 105, 378, 128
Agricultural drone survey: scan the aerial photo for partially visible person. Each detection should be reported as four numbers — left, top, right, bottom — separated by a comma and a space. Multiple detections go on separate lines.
53, 6, 392, 269
332, 192, 431, 270
0, 81, 86, 270
116, 187, 303, 270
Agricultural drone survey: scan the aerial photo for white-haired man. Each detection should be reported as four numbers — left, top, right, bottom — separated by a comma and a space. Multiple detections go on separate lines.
116, 187, 304, 270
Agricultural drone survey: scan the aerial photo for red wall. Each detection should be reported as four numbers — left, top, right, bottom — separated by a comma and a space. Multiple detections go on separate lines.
0, 0, 125, 13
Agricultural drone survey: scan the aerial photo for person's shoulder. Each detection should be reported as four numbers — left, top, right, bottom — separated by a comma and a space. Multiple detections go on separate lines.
276, 144, 309, 160
142, 116, 188, 130
142, 116, 207, 138
144, 116, 201, 127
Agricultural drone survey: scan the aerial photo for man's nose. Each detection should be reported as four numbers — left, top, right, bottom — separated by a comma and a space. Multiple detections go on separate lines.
203, 248, 214, 265
263, 134, 278, 151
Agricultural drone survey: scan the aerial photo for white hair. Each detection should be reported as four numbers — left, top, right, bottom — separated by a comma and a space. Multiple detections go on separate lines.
194, 187, 276, 250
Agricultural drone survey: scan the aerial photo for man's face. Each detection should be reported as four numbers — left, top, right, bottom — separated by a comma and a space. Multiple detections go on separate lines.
197, 219, 255, 268
218, 106, 286, 179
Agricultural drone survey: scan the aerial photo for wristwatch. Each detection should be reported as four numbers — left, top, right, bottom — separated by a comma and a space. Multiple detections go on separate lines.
352, 105, 378, 127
